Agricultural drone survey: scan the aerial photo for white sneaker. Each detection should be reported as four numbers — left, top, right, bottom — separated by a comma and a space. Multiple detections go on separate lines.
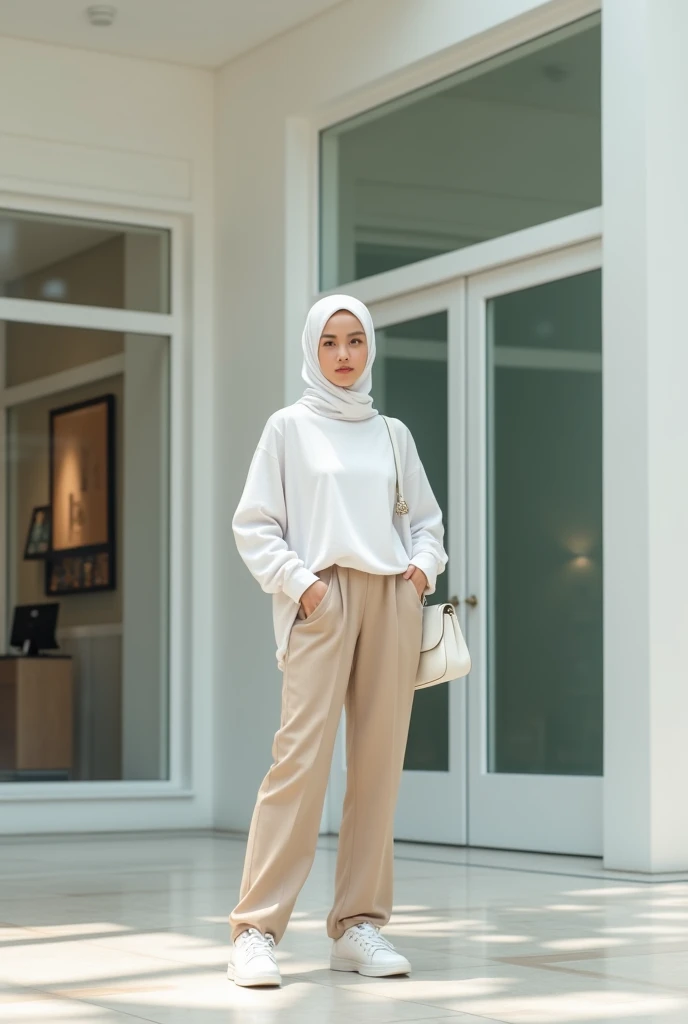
227, 928, 281, 987
330, 922, 411, 977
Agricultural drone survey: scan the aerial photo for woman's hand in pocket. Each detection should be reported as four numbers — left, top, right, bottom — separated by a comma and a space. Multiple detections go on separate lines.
299, 580, 328, 619
403, 564, 427, 601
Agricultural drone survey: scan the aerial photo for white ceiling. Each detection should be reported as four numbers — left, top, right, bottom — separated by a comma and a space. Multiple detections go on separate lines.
0, 0, 346, 69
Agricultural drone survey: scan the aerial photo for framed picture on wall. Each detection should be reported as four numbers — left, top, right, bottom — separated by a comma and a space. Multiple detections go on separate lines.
45, 394, 116, 596
24, 505, 51, 560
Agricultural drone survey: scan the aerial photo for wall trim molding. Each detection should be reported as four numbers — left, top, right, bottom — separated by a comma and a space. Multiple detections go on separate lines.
0, 131, 192, 202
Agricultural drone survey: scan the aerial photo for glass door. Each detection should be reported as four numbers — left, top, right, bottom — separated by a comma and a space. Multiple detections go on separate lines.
327, 283, 468, 844
466, 242, 603, 855
325, 241, 603, 854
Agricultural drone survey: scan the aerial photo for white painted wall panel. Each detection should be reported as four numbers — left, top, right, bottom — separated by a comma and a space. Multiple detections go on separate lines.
0, 36, 209, 205
0, 134, 192, 201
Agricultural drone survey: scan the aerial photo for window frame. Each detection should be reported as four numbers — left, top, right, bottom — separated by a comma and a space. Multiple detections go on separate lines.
0, 194, 190, 804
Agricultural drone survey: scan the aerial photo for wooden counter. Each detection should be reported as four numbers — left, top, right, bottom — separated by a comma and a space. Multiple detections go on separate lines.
0, 656, 73, 772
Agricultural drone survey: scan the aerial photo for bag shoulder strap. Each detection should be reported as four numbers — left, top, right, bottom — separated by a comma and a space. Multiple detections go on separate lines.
382, 415, 409, 516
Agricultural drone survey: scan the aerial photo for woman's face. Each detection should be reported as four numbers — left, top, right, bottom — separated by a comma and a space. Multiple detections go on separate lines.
318, 310, 368, 388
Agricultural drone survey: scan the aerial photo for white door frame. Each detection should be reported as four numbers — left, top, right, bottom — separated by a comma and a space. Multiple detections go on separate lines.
324, 226, 604, 852
466, 240, 603, 856
326, 282, 468, 844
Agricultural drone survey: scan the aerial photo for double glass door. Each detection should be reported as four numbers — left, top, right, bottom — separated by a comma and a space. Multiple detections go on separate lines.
327, 241, 603, 855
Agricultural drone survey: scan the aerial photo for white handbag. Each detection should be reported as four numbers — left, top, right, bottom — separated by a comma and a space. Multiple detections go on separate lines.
382, 416, 472, 690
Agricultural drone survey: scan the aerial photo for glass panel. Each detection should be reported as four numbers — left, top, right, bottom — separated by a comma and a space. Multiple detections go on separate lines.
6, 322, 124, 387
373, 313, 449, 772
320, 15, 600, 289
2, 322, 170, 781
487, 270, 602, 776
0, 210, 170, 312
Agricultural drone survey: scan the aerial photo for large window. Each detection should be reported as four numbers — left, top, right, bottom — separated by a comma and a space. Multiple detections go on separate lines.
320, 15, 601, 288
0, 209, 169, 313
0, 210, 171, 783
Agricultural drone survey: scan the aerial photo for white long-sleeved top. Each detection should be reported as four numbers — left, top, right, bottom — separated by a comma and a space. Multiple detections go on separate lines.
232, 403, 448, 670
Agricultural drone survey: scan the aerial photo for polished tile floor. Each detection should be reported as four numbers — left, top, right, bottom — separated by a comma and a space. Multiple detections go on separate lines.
2, 832, 688, 1022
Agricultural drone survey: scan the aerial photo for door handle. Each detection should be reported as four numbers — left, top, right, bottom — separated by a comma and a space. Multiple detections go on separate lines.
464, 595, 479, 608
449, 595, 460, 607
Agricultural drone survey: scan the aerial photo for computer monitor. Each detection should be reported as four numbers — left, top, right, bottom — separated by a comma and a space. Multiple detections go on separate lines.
10, 603, 60, 656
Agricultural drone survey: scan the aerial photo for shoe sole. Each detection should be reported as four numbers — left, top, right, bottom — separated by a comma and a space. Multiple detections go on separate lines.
330, 956, 411, 978
227, 963, 281, 988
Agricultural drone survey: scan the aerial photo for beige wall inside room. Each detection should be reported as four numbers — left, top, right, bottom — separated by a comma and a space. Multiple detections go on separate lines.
6, 237, 126, 628
9, 373, 124, 629
7, 320, 124, 389
7, 235, 125, 313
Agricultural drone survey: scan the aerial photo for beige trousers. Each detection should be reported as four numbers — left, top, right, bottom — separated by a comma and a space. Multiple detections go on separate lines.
230, 565, 423, 944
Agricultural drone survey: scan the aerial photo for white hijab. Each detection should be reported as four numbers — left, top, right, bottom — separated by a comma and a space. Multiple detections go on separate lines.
296, 294, 378, 421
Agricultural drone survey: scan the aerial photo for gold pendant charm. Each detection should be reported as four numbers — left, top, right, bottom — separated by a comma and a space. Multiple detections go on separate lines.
395, 497, 409, 516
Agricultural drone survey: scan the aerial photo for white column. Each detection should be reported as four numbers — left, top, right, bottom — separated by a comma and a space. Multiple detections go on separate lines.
603, 0, 688, 870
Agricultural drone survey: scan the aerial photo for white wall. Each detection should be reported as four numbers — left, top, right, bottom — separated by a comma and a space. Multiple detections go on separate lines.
0, 37, 215, 831
213, 0, 589, 831
0, 36, 209, 208
602, 0, 688, 872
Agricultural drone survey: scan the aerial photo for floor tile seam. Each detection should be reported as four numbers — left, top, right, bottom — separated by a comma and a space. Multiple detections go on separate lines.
0, 863, 237, 872
0, 921, 105, 942
0, 956, 219, 995
0, 929, 142, 950
0, 873, 244, 889
0, 914, 213, 932
383, 1014, 470, 1023
296, 970, 485, 1015
102, 920, 236, 937
496, 943, 688, 967
0, 832, 219, 845
404, 1013, 508, 1024
393, 861, 601, 882
400, 947, 500, 964
0, 862, 240, 873
529, 959, 688, 997
0, 919, 44, 931
83, 937, 229, 969
0, 917, 231, 933
389, 853, 687, 887
4, 869, 245, 882
282, 953, 497, 971
0, 978, 160, 1024
0, 884, 238, 901
390, 905, 545, 914
35, 938, 224, 975
0, 883, 226, 897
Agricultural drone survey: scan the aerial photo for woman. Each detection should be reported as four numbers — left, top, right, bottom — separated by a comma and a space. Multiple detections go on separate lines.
228, 294, 448, 988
